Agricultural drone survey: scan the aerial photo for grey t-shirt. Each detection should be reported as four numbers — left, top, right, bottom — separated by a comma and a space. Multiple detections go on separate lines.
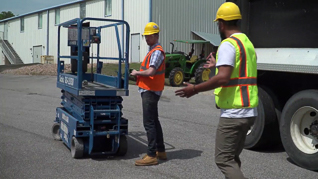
216, 33, 258, 118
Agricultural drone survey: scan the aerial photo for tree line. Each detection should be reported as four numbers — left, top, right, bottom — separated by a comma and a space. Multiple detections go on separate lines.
0, 11, 15, 20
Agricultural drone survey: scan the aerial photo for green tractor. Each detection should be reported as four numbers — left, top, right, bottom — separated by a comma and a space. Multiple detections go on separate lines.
165, 40, 215, 87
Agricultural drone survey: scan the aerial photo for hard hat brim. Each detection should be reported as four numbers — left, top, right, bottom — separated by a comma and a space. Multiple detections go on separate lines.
142, 31, 160, 36
214, 15, 242, 22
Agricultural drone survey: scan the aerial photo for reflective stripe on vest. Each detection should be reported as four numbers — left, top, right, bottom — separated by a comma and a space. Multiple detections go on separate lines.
222, 78, 257, 87
230, 36, 247, 78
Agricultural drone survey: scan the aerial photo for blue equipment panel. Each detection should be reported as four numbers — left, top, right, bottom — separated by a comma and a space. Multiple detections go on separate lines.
57, 73, 129, 97
61, 90, 123, 120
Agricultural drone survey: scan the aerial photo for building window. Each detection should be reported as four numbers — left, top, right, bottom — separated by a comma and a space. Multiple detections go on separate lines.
55, 8, 60, 25
80, 2, 86, 19
38, 12, 43, 29
105, 0, 112, 16
20, 17, 24, 32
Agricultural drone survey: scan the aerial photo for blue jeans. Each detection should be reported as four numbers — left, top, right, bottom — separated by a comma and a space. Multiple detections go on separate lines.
141, 91, 165, 157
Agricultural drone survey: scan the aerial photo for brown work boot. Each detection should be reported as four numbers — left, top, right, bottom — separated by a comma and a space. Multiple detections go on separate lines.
156, 151, 167, 160
135, 155, 158, 166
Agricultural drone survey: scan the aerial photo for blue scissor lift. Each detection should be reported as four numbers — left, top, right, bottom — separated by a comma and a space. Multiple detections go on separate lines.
52, 18, 130, 158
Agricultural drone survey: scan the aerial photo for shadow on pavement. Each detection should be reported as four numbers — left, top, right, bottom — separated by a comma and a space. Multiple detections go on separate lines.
91, 131, 202, 161
165, 149, 203, 160
246, 143, 285, 153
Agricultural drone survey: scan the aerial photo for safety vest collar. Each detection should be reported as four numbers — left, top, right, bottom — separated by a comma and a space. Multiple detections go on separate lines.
149, 43, 161, 51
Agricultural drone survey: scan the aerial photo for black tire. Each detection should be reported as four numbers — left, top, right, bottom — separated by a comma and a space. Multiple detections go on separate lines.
245, 87, 280, 149
52, 123, 62, 141
169, 67, 184, 87
71, 137, 84, 159
116, 135, 128, 156
280, 90, 318, 171
194, 63, 214, 84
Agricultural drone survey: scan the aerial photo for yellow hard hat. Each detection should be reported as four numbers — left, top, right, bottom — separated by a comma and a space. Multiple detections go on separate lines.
214, 2, 242, 22
143, 22, 160, 35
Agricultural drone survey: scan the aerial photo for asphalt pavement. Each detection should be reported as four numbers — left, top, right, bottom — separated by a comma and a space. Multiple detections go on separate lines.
0, 74, 317, 179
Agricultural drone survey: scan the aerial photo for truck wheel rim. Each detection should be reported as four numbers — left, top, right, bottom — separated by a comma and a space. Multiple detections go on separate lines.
202, 69, 211, 81
174, 71, 183, 85
290, 106, 318, 154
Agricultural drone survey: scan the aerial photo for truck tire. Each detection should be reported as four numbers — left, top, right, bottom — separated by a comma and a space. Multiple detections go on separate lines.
71, 137, 84, 159
194, 63, 214, 84
280, 90, 318, 171
245, 87, 280, 149
169, 67, 184, 87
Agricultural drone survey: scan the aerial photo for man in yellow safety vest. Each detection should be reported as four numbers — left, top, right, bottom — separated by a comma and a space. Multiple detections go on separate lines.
175, 2, 258, 178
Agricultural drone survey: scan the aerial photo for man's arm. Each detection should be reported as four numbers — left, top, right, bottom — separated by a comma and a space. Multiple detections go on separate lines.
175, 65, 233, 98
130, 49, 164, 77
175, 41, 235, 98
131, 67, 156, 76
195, 65, 233, 92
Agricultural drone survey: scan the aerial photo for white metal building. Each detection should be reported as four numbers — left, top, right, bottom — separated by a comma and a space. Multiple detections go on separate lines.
0, 0, 224, 65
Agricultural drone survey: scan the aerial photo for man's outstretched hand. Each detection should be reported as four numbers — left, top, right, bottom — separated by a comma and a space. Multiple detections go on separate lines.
175, 82, 198, 98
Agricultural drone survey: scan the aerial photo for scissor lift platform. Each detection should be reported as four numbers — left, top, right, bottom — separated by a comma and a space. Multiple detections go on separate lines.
52, 17, 130, 158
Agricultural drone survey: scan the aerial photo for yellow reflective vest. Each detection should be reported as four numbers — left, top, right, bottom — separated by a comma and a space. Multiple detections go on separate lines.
214, 33, 258, 109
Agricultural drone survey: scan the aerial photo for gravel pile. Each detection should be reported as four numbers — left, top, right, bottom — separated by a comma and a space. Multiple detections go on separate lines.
0, 64, 96, 76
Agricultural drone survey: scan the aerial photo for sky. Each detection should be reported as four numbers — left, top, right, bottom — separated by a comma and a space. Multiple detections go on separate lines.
0, 0, 75, 15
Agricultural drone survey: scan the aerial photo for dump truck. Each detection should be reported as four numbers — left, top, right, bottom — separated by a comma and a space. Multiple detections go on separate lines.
229, 0, 318, 171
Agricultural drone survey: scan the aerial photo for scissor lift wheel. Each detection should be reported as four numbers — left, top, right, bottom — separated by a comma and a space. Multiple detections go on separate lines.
116, 135, 128, 156
52, 123, 62, 141
71, 137, 84, 159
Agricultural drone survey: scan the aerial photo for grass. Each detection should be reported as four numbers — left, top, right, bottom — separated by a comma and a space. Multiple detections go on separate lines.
87, 62, 195, 86
87, 63, 140, 76
86, 62, 141, 85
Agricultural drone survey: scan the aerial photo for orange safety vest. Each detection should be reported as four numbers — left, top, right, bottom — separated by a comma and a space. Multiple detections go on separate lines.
137, 45, 165, 91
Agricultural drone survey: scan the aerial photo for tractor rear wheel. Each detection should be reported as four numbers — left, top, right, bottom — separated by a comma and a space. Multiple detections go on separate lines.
194, 63, 213, 84
169, 67, 184, 87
